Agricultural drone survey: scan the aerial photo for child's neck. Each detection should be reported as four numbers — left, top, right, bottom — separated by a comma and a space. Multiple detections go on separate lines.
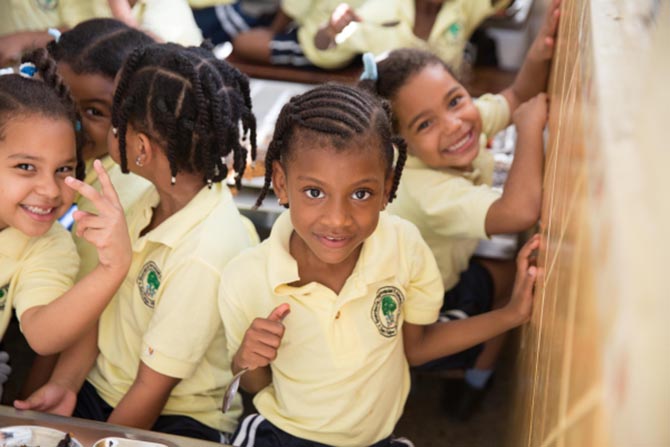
140, 173, 204, 236
413, 0, 441, 40
289, 231, 362, 295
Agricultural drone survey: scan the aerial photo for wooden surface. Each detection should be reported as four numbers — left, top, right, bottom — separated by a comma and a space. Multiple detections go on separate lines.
508, 1, 670, 446
0, 406, 227, 447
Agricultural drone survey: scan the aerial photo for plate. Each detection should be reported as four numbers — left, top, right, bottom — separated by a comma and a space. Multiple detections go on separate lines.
0, 425, 83, 447
93, 437, 168, 447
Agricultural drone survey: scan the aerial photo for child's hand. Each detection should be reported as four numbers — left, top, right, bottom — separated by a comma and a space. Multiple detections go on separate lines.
513, 92, 549, 133
505, 234, 541, 325
65, 159, 131, 278
233, 303, 291, 372
13, 382, 77, 416
328, 3, 362, 35
528, 0, 561, 62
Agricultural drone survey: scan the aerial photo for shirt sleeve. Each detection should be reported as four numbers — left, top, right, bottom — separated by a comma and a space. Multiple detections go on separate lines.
475, 93, 511, 138
217, 276, 253, 364
141, 258, 222, 379
399, 221, 444, 325
13, 228, 79, 320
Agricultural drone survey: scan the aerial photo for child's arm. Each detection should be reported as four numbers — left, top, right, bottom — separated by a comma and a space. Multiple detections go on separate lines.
500, 0, 560, 114
13, 325, 99, 415
106, 363, 180, 429
403, 235, 539, 366
314, 3, 361, 50
232, 304, 290, 393
107, 0, 140, 28
19, 160, 131, 355
485, 93, 547, 235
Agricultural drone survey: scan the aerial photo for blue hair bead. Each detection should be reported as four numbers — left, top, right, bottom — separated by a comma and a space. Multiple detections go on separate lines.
18, 63, 37, 78
75, 120, 82, 132
360, 52, 378, 81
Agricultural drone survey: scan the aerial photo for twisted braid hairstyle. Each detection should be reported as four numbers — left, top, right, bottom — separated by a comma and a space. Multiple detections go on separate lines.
47, 18, 155, 79
0, 48, 85, 180
358, 48, 458, 131
255, 83, 407, 208
111, 42, 257, 187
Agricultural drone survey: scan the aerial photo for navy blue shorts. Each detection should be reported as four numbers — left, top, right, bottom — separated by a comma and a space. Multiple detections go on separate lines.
231, 414, 414, 447
74, 381, 226, 442
193, 3, 276, 44
414, 258, 494, 371
269, 28, 313, 67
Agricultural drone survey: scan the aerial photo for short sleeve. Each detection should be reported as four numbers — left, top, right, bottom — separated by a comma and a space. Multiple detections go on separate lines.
13, 228, 79, 320
141, 258, 222, 379
475, 93, 511, 138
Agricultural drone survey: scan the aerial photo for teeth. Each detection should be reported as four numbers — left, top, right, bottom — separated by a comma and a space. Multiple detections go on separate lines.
24, 205, 53, 215
446, 132, 471, 152
325, 236, 345, 241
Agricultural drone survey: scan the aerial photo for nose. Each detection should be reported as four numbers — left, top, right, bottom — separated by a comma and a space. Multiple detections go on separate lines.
323, 196, 352, 229
441, 111, 462, 133
36, 172, 61, 200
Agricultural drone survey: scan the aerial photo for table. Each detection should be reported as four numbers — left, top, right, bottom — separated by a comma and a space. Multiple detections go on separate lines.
0, 406, 227, 447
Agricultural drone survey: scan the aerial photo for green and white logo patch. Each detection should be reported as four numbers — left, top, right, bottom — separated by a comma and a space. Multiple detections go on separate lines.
36, 0, 58, 11
137, 261, 161, 308
371, 286, 404, 338
0, 284, 8, 311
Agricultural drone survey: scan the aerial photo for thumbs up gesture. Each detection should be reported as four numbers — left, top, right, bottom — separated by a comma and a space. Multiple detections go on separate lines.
233, 303, 290, 372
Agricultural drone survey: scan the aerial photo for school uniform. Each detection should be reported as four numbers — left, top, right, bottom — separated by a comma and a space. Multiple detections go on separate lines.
387, 93, 509, 369
292, 0, 509, 70
0, 223, 78, 339
79, 183, 254, 440
73, 155, 152, 280
193, 0, 280, 45
219, 211, 444, 447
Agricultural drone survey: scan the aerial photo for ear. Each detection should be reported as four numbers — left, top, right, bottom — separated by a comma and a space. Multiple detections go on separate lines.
272, 160, 289, 205
382, 173, 393, 210
135, 132, 155, 166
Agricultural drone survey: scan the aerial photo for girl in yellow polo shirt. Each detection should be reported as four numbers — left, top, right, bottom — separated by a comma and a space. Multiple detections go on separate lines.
16, 42, 258, 442
0, 49, 131, 354
218, 83, 541, 446
357, 0, 560, 420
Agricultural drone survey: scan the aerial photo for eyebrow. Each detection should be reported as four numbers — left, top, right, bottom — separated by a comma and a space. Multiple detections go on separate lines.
296, 175, 380, 186
8, 153, 76, 164
407, 85, 462, 130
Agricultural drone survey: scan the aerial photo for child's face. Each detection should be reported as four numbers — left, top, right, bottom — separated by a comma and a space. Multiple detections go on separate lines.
58, 63, 115, 161
273, 137, 392, 269
393, 64, 481, 170
0, 116, 77, 236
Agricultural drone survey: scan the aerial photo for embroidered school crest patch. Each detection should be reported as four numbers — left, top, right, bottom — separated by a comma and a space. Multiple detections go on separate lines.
137, 261, 161, 308
0, 284, 8, 311
371, 286, 404, 337
446, 21, 463, 42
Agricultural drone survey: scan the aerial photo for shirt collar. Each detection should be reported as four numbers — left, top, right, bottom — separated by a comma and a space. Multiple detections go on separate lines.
0, 226, 31, 258
266, 211, 398, 296
132, 182, 230, 250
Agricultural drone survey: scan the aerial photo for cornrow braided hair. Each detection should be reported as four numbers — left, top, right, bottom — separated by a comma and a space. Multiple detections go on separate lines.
255, 83, 407, 208
111, 42, 257, 187
358, 48, 458, 131
0, 48, 85, 180
47, 18, 155, 78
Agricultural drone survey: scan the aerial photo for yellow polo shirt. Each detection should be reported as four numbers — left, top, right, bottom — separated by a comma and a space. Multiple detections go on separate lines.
73, 156, 152, 280
387, 93, 510, 290
219, 211, 443, 446
296, 0, 509, 70
0, 0, 110, 34
86, 183, 254, 433
0, 223, 78, 339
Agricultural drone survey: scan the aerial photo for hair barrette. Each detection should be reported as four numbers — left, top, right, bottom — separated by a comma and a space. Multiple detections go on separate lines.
360, 52, 378, 81
48, 28, 61, 43
0, 67, 15, 76
18, 63, 37, 78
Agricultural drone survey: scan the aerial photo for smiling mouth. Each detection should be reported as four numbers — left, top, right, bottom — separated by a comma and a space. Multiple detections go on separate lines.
443, 130, 474, 154
317, 234, 351, 248
21, 204, 58, 221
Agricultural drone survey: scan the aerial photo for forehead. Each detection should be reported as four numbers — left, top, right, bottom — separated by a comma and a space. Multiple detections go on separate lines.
286, 128, 387, 165
58, 63, 115, 104
0, 115, 76, 160
392, 64, 461, 122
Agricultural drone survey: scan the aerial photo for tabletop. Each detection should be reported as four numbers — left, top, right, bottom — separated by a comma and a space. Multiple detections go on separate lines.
0, 405, 228, 447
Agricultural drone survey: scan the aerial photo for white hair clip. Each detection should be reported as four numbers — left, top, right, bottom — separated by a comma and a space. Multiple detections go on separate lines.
0, 67, 15, 76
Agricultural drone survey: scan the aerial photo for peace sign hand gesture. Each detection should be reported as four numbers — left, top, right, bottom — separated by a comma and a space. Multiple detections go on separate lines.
65, 159, 131, 279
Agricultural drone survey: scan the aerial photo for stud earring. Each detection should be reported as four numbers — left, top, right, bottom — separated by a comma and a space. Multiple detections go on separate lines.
112, 127, 118, 137
171, 176, 176, 185
135, 156, 143, 167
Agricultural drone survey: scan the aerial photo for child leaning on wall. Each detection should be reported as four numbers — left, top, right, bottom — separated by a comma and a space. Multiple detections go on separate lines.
358, 0, 560, 419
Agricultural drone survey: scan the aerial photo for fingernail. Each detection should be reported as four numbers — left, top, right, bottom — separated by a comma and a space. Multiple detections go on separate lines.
64, 176, 77, 184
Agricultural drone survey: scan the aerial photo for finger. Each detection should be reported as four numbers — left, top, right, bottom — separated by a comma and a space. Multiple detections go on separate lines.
0, 351, 9, 363
520, 265, 538, 297
250, 318, 286, 337
14, 395, 44, 411
250, 330, 284, 349
267, 303, 290, 322
93, 159, 121, 205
